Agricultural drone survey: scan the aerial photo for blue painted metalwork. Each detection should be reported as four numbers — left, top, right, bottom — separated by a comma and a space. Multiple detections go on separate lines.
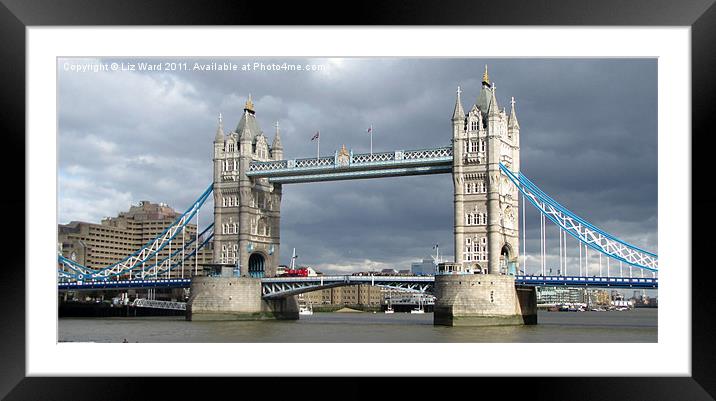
499, 163, 658, 272
246, 146, 453, 183
514, 275, 658, 289
268, 165, 453, 184
57, 274, 657, 292
58, 278, 192, 290
58, 224, 214, 281
259, 274, 656, 299
57, 184, 214, 280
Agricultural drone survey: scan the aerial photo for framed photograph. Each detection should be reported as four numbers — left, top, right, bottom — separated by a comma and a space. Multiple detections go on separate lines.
4, 0, 714, 399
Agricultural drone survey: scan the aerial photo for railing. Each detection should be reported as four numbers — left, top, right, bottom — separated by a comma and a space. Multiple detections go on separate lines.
132, 298, 187, 311
500, 163, 658, 272
247, 146, 453, 175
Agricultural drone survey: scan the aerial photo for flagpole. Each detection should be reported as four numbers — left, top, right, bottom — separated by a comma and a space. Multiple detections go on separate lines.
370, 124, 373, 156
317, 135, 320, 159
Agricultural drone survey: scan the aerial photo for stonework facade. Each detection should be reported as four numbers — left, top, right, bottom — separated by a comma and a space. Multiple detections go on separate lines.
212, 96, 282, 278
452, 67, 521, 274
298, 284, 384, 306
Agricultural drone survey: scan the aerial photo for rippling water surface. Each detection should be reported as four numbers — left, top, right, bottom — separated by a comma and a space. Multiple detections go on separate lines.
58, 308, 657, 343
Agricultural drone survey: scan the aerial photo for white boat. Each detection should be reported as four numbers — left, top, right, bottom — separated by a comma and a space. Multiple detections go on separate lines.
410, 297, 425, 314
385, 294, 394, 313
298, 303, 313, 315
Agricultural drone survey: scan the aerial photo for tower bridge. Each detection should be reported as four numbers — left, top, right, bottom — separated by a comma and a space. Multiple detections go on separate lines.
58, 67, 658, 326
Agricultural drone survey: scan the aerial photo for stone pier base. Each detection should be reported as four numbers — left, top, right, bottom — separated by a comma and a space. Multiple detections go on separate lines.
186, 277, 298, 321
433, 274, 537, 326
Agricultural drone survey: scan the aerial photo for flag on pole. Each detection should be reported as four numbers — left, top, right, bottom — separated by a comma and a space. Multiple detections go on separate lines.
367, 126, 372, 134
311, 131, 320, 141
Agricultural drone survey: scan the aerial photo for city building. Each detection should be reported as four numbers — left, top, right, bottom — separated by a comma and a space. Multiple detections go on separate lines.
298, 284, 384, 307
58, 201, 212, 277
381, 268, 398, 275
535, 287, 587, 305
411, 258, 436, 275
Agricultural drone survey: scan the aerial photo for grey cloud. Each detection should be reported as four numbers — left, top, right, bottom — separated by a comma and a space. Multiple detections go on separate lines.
58, 57, 657, 273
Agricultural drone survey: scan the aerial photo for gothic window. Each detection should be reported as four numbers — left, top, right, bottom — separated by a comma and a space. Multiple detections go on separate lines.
480, 237, 488, 260
479, 139, 485, 152
470, 140, 478, 153
227, 142, 235, 153
466, 213, 472, 225
477, 180, 486, 193
257, 218, 268, 236
233, 223, 238, 234
465, 183, 472, 194
222, 197, 227, 207
227, 197, 233, 207
471, 121, 478, 131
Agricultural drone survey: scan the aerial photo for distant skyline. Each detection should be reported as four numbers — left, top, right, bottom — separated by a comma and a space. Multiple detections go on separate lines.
58, 57, 657, 276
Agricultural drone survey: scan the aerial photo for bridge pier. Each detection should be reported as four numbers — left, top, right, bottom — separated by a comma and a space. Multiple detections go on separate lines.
433, 274, 537, 326
186, 277, 298, 321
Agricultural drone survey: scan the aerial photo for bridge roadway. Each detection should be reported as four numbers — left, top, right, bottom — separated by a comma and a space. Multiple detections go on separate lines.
245, 146, 453, 183
58, 274, 658, 295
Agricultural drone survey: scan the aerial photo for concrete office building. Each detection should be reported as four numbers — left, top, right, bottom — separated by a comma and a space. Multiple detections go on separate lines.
58, 201, 212, 277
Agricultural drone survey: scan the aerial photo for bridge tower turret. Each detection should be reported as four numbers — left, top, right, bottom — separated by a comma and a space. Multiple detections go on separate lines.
450, 67, 520, 275
436, 67, 534, 326
211, 95, 282, 278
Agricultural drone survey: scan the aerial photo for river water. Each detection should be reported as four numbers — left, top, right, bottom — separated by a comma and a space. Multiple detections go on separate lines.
58, 308, 656, 343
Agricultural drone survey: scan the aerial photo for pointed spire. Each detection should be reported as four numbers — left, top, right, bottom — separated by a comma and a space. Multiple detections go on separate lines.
272, 121, 283, 149
452, 85, 465, 120
508, 96, 520, 129
214, 112, 225, 142
482, 65, 490, 87
488, 85, 500, 116
244, 93, 255, 114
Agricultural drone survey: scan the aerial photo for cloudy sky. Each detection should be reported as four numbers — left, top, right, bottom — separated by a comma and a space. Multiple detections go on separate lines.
58, 57, 657, 277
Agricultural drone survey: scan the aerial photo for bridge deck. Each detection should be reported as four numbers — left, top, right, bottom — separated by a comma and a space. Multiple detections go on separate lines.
246, 146, 453, 183
57, 275, 657, 292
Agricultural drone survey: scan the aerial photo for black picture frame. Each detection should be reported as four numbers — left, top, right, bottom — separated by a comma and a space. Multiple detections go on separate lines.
2, 0, 714, 399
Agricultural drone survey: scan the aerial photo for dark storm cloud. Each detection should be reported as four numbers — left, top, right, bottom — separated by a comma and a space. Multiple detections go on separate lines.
58, 58, 657, 274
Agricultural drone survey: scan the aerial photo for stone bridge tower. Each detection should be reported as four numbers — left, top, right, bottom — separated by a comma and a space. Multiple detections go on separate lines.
451, 66, 521, 275
212, 95, 283, 278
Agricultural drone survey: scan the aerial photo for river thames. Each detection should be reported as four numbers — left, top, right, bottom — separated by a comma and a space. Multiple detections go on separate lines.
58, 308, 656, 343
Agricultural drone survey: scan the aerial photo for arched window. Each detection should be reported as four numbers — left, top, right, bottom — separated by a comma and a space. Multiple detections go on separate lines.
257, 218, 267, 236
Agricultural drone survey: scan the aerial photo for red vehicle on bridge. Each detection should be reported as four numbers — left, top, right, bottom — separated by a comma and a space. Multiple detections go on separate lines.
279, 267, 310, 277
